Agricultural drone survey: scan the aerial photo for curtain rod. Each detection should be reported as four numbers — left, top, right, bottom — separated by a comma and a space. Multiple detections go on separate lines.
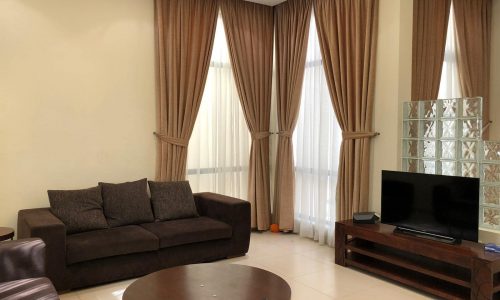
153, 131, 381, 136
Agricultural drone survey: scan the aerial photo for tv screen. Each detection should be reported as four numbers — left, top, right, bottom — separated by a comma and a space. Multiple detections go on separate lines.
381, 170, 479, 242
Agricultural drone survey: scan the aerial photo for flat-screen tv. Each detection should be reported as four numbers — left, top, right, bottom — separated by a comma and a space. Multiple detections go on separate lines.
381, 170, 479, 243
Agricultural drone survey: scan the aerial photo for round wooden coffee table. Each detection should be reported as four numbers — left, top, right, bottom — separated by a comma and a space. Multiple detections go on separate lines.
0, 227, 14, 241
123, 263, 291, 300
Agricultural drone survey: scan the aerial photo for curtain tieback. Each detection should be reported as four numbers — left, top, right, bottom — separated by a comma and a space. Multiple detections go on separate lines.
252, 131, 271, 140
153, 132, 188, 147
342, 131, 380, 140
278, 131, 292, 138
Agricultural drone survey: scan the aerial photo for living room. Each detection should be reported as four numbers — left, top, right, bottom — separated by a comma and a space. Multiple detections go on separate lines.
1, 0, 500, 299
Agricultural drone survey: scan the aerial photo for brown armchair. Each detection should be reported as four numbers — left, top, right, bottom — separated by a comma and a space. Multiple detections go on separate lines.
0, 238, 58, 300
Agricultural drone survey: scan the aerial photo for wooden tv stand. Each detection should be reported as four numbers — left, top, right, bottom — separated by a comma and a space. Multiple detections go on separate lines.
335, 220, 500, 300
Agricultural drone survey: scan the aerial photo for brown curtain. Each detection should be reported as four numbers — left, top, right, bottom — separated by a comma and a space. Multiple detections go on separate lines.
154, 0, 218, 181
273, 0, 312, 231
411, 0, 452, 101
220, 0, 274, 230
314, 0, 379, 221
453, 0, 492, 137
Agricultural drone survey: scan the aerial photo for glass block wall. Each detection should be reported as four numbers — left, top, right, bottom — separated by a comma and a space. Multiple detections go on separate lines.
401, 97, 500, 230
402, 98, 482, 175
481, 141, 500, 229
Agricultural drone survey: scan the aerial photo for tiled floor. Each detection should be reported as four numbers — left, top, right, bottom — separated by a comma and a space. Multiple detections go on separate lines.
59, 232, 431, 300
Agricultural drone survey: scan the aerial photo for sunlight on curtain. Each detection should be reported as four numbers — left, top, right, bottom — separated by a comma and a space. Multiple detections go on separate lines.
293, 14, 342, 246
438, 6, 462, 99
187, 16, 250, 200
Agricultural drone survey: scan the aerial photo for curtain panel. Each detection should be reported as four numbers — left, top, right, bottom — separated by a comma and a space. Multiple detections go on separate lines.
438, 5, 462, 99
411, 0, 452, 101
274, 0, 312, 231
314, 0, 379, 221
187, 16, 250, 200
154, 0, 218, 181
453, 0, 492, 137
220, 0, 274, 230
293, 11, 342, 245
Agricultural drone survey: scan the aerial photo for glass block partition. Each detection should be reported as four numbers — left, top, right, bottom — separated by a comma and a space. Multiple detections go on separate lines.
481, 141, 500, 229
401, 97, 500, 230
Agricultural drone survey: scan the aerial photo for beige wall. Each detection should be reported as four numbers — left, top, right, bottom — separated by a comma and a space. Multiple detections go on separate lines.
0, 0, 498, 240
369, 0, 500, 242
0, 0, 156, 233
369, 0, 413, 213
478, 0, 500, 243
489, 0, 500, 140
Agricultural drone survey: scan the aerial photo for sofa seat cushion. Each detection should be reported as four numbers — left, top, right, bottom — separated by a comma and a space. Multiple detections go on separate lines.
0, 277, 58, 300
66, 225, 159, 265
140, 217, 232, 249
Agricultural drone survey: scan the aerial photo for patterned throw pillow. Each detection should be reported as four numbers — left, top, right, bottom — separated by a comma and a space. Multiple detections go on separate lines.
48, 186, 109, 234
99, 178, 154, 227
148, 181, 199, 221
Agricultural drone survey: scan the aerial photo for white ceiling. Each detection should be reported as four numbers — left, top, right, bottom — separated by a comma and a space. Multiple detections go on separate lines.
244, 0, 287, 6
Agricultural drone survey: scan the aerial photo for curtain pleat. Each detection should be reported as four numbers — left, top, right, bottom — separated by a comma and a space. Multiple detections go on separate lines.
411, 0, 452, 101
274, 0, 312, 231
453, 0, 492, 137
154, 0, 218, 181
220, 0, 274, 230
314, 0, 379, 221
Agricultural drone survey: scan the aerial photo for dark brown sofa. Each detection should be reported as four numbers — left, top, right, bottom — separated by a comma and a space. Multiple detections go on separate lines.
0, 238, 59, 299
17, 192, 251, 291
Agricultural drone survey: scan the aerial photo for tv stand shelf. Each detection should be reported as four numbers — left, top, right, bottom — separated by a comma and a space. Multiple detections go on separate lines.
335, 220, 500, 300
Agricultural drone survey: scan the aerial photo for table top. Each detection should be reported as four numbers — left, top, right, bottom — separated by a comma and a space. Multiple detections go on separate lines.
0, 227, 14, 241
123, 263, 291, 300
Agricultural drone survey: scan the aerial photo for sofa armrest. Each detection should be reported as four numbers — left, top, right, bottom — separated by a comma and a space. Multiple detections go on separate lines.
0, 238, 46, 282
193, 193, 250, 256
18, 208, 67, 290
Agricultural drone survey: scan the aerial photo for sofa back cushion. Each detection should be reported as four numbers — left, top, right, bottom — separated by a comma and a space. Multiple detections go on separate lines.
48, 186, 108, 234
148, 181, 198, 221
99, 178, 154, 227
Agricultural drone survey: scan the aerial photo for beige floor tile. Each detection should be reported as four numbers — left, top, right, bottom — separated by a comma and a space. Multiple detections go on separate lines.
287, 279, 334, 300
252, 253, 333, 278
294, 266, 381, 298
339, 282, 432, 300
247, 237, 296, 258
300, 245, 335, 264
76, 279, 134, 300
271, 234, 323, 254
58, 292, 80, 300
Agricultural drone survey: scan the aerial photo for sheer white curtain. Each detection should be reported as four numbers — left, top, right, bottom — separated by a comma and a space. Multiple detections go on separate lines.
438, 6, 461, 99
293, 14, 342, 246
187, 16, 250, 199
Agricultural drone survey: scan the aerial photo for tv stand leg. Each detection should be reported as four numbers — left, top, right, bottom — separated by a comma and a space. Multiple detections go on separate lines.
335, 223, 346, 266
471, 259, 493, 300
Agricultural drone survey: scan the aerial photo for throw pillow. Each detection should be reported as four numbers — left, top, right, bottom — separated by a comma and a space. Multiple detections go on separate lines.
48, 186, 109, 234
148, 181, 199, 221
99, 178, 154, 227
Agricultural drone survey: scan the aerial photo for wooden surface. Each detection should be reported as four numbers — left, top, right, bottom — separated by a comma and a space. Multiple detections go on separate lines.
0, 227, 14, 241
335, 220, 500, 300
123, 263, 291, 300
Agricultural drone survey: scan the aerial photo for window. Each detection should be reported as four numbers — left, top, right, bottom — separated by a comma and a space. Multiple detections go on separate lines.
438, 5, 461, 99
187, 16, 250, 200
293, 13, 342, 246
